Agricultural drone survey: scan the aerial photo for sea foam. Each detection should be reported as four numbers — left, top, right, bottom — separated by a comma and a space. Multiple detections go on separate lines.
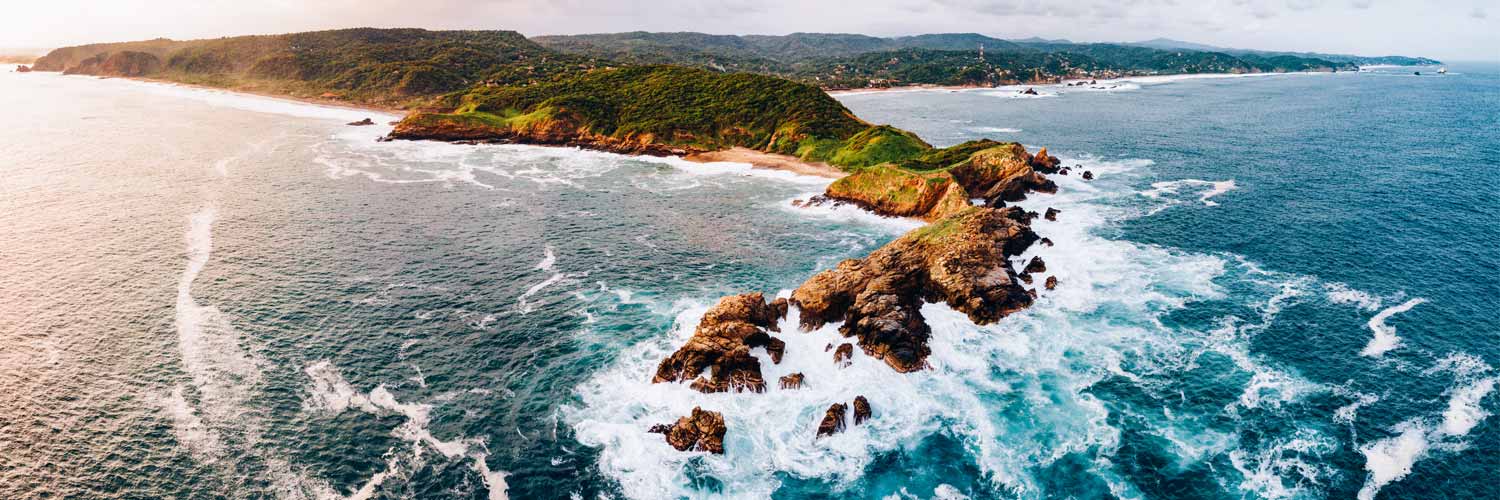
1359, 298, 1427, 357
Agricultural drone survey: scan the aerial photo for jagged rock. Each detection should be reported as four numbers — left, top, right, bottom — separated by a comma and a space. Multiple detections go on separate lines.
16, 65, 30, 73
745, 330, 786, 364
1027, 288, 1038, 299
1030, 147, 1062, 174
347, 118, 375, 126
1045, 276, 1058, 290
1059, 167, 1070, 176
833, 343, 854, 367
375, 136, 394, 143
1019, 273, 1033, 284
1024, 256, 1047, 274
1040, 237, 1054, 247
1082, 171, 1094, 180
817, 403, 848, 437
1021, 88, 1039, 95
649, 406, 726, 454
792, 207, 1036, 372
852, 396, 872, 425
1045, 208, 1060, 221
780, 373, 805, 389
654, 293, 789, 393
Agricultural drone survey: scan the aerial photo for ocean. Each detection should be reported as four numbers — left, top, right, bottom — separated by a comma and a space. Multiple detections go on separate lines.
0, 64, 1495, 499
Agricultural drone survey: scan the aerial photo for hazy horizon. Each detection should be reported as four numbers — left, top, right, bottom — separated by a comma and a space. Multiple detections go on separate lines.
5, 0, 1496, 62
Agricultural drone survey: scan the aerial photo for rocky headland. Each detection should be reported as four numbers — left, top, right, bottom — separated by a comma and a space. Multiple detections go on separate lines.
646, 141, 1072, 453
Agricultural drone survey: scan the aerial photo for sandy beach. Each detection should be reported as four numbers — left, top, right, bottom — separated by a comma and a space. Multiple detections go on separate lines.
684, 147, 847, 179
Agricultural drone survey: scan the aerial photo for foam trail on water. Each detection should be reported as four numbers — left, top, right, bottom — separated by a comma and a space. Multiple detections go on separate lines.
304, 361, 510, 500
1139, 179, 1237, 214
519, 246, 566, 314
1360, 298, 1426, 357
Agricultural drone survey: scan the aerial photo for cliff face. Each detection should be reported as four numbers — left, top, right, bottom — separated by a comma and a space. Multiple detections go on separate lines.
61, 51, 163, 77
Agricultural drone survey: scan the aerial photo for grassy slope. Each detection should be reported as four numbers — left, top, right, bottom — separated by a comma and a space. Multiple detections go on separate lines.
31, 28, 598, 108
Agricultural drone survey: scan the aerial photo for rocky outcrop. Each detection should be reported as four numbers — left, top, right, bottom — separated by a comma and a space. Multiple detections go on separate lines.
779, 373, 804, 389
852, 396, 872, 424
1045, 208, 1060, 221
792, 207, 1037, 372
833, 343, 854, 367
1082, 170, 1094, 180
1045, 276, 1058, 290
1040, 237, 1054, 247
820, 142, 1057, 220
649, 407, 727, 454
347, 118, 375, 126
1024, 256, 1047, 274
816, 397, 872, 438
15, 65, 30, 73
653, 293, 788, 393
816, 403, 847, 437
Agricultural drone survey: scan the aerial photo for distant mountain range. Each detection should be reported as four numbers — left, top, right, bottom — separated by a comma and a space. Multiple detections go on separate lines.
1126, 38, 1441, 66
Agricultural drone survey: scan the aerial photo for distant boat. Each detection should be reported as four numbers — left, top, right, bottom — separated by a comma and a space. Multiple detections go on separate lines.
1438, 68, 1448, 74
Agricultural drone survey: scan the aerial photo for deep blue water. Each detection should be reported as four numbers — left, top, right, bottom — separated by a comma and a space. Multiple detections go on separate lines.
1, 64, 1495, 500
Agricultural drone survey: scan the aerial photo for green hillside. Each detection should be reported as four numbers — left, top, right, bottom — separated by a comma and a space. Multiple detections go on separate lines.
31, 28, 600, 107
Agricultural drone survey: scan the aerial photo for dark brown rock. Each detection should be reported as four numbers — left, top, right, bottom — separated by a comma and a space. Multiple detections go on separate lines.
791, 207, 1037, 373
779, 373, 805, 389
1019, 273, 1033, 284
1024, 256, 1047, 274
650, 406, 727, 454
833, 343, 854, 367
1044, 208, 1060, 221
15, 65, 30, 73
1030, 147, 1062, 174
1082, 170, 1094, 180
852, 396, 872, 425
654, 293, 789, 393
1045, 276, 1058, 290
1040, 237, 1054, 247
817, 403, 848, 437
347, 118, 375, 126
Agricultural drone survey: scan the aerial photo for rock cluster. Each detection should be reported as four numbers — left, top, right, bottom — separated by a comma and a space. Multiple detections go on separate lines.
653, 293, 788, 393
649, 407, 727, 454
15, 65, 30, 73
817, 395, 873, 437
347, 118, 375, 126
792, 207, 1038, 372
648, 143, 1064, 452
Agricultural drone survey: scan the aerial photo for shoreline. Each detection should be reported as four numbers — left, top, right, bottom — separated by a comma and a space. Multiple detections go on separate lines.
684, 147, 846, 179
34, 71, 408, 117
825, 68, 1339, 96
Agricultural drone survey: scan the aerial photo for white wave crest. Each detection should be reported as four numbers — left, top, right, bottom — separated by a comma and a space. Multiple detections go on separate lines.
1357, 357, 1497, 500
1359, 298, 1427, 357
1140, 179, 1237, 214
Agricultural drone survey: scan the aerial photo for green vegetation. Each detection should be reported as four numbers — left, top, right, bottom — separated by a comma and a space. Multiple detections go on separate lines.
31, 29, 600, 108
535, 32, 1365, 88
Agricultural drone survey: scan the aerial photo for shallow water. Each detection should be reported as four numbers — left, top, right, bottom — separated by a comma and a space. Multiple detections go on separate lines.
1, 65, 1495, 499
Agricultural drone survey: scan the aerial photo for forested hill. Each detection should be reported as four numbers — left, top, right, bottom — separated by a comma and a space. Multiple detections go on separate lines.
534, 31, 1441, 88
29, 28, 600, 107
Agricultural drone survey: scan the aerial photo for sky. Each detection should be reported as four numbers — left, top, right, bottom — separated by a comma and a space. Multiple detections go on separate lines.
4, 0, 1496, 61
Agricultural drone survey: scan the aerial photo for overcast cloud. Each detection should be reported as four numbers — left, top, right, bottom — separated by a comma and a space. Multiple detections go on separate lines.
5, 0, 1495, 60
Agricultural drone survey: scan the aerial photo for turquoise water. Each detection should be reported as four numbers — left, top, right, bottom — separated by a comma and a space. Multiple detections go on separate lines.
0, 65, 1495, 499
